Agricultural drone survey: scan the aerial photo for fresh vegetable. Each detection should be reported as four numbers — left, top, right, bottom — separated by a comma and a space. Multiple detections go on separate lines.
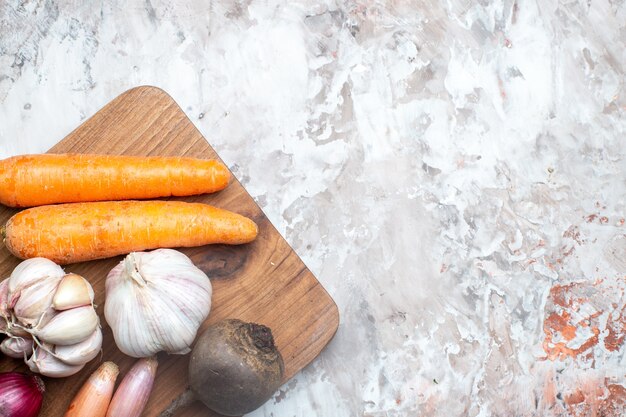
31, 306, 99, 346
64, 361, 119, 417
0, 372, 45, 417
106, 357, 158, 417
0, 336, 33, 358
27, 347, 85, 378
53, 329, 103, 366
0, 277, 10, 319
0, 258, 102, 377
8, 257, 64, 295
11, 275, 63, 327
0, 153, 231, 207
52, 274, 95, 311
105, 249, 212, 357
159, 319, 284, 417
3, 200, 259, 264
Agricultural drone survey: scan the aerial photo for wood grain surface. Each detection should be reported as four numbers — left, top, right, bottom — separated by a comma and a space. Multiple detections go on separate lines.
0, 86, 339, 416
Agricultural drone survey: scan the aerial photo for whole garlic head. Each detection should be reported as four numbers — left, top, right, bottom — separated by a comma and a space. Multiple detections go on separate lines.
105, 249, 212, 358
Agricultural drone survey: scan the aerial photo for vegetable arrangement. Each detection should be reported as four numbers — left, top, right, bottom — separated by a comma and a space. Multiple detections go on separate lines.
0, 153, 287, 417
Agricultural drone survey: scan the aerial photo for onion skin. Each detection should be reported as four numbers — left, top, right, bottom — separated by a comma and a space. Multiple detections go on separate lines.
0, 372, 45, 417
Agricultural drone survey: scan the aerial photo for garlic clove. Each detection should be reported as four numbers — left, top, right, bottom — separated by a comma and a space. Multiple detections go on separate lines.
52, 273, 95, 311
0, 279, 8, 334
32, 305, 99, 346
0, 278, 9, 319
53, 327, 103, 366
5, 320, 31, 338
0, 336, 34, 358
12, 274, 63, 326
27, 346, 85, 378
8, 258, 65, 304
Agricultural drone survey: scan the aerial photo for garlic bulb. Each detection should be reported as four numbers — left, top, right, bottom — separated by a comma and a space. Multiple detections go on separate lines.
0, 258, 101, 377
105, 249, 212, 358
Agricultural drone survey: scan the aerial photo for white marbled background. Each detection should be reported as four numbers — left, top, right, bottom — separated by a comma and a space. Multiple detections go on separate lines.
1, 0, 625, 416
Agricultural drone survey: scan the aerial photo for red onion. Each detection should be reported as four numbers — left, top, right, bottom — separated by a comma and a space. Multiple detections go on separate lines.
0, 372, 45, 417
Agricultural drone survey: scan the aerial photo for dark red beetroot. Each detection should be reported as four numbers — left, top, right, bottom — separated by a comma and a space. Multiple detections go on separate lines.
159, 319, 284, 416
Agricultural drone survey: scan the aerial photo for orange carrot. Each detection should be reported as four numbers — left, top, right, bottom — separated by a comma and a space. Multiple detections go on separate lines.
2, 201, 258, 264
64, 361, 119, 417
0, 154, 231, 207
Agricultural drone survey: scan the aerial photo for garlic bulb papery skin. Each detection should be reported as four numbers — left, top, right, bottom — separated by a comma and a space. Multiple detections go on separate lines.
0, 336, 33, 358
105, 249, 212, 358
0, 259, 102, 378
0, 278, 10, 319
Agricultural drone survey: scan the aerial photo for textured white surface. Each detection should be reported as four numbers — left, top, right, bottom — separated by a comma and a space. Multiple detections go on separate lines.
1, 0, 625, 415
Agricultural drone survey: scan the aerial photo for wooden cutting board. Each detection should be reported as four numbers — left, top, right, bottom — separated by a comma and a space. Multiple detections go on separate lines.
0, 86, 339, 416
